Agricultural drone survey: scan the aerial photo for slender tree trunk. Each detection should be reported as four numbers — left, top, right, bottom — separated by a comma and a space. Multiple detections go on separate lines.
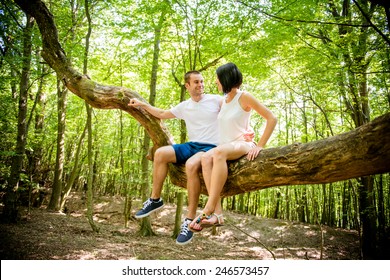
60, 123, 87, 210
342, 182, 349, 228
376, 174, 388, 258
311, 186, 319, 224
172, 191, 184, 238
138, 132, 154, 237
119, 57, 134, 227
273, 190, 281, 219
321, 184, 327, 225
92, 146, 99, 193
237, 193, 244, 213
47, 78, 67, 211
85, 102, 99, 232
26, 53, 48, 193
298, 189, 306, 223
328, 183, 334, 226
120, 109, 132, 227
83, 0, 99, 232
33, 64, 47, 175
10, 68, 18, 99
138, 9, 166, 236
245, 192, 250, 213
2, 15, 34, 223
359, 176, 376, 258
285, 188, 290, 221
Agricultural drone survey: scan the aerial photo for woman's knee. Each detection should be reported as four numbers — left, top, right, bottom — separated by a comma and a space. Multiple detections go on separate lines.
201, 152, 213, 167
212, 147, 227, 162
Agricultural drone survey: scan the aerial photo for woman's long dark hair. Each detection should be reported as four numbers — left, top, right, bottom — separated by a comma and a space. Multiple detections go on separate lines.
216, 62, 242, 94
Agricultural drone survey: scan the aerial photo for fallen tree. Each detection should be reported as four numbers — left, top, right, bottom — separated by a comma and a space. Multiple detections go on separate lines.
16, 0, 390, 197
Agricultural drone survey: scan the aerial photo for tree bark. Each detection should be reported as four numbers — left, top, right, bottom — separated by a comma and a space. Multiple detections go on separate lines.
168, 111, 390, 196
47, 78, 67, 211
15, 0, 390, 198
2, 14, 34, 223
60, 122, 87, 210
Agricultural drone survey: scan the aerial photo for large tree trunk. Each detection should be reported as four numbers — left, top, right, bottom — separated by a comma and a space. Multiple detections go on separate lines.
2, 14, 35, 223
15, 0, 390, 198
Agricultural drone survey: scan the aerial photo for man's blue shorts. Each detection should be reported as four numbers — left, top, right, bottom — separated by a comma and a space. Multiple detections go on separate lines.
173, 142, 216, 164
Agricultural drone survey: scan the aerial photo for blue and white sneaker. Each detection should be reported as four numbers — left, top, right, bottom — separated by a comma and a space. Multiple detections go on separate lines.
176, 219, 194, 245
135, 198, 164, 219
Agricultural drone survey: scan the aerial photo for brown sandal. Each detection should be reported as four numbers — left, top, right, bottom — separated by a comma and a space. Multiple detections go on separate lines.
199, 213, 224, 228
189, 213, 210, 232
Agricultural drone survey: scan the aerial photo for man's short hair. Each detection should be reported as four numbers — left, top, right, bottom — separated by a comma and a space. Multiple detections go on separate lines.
184, 70, 201, 84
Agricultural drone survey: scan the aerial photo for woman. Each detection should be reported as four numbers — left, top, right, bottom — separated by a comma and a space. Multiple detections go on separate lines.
190, 62, 277, 231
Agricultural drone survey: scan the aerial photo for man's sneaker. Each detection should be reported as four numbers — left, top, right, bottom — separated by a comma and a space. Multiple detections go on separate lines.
176, 219, 194, 245
135, 198, 164, 219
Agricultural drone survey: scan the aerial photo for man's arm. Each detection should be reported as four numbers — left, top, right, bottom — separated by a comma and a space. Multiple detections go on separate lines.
128, 98, 175, 119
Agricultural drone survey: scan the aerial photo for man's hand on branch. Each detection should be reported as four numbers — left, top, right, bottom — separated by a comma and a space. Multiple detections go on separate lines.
128, 98, 145, 109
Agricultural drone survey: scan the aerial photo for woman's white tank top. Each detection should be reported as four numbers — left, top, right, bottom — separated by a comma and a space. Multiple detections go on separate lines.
218, 91, 251, 145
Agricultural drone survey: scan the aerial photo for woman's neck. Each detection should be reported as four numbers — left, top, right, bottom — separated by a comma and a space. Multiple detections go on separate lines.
225, 88, 238, 103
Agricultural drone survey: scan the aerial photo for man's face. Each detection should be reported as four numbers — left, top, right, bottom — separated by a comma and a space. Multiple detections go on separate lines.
185, 73, 204, 98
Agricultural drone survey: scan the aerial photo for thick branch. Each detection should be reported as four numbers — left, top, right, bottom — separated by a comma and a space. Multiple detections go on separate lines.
169, 112, 390, 196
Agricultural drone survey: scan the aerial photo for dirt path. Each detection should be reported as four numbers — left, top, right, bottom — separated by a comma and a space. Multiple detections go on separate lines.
0, 194, 360, 260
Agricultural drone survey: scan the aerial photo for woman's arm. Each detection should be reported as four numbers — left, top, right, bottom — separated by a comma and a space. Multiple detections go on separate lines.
240, 92, 277, 160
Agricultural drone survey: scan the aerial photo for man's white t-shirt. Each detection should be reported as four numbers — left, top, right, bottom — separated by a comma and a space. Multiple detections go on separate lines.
170, 94, 222, 146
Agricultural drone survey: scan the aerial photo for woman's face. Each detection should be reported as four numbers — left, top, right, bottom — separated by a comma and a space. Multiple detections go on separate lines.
215, 77, 223, 92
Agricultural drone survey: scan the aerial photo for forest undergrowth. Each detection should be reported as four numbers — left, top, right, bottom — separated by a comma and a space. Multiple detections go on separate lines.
0, 192, 361, 260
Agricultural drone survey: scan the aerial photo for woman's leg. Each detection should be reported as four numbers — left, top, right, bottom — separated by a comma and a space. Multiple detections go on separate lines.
199, 150, 223, 226
190, 142, 253, 230
203, 141, 253, 215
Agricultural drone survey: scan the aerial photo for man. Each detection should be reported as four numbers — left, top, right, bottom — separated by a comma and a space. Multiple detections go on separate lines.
129, 70, 223, 245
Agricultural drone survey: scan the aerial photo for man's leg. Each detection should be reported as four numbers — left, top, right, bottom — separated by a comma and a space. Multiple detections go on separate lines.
150, 146, 177, 199
188, 150, 223, 231
185, 152, 203, 219
135, 145, 176, 219
176, 152, 202, 245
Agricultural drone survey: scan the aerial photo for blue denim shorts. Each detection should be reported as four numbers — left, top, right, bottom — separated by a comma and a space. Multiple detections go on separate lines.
173, 142, 216, 164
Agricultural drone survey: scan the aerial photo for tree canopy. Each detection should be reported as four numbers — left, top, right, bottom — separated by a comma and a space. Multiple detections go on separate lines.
1, 0, 389, 258
13, 0, 390, 196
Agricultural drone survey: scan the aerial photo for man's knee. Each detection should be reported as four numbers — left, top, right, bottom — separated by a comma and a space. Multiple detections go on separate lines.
154, 146, 176, 163
185, 157, 201, 175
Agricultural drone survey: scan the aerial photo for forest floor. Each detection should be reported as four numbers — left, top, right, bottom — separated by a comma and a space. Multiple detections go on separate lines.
0, 192, 361, 260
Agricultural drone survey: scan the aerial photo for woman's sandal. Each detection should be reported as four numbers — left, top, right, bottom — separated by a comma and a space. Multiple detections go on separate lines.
199, 213, 224, 228
189, 213, 211, 232
189, 213, 225, 232
189, 222, 203, 233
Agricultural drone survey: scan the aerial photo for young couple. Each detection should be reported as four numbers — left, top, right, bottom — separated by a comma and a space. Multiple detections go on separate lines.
129, 62, 277, 245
